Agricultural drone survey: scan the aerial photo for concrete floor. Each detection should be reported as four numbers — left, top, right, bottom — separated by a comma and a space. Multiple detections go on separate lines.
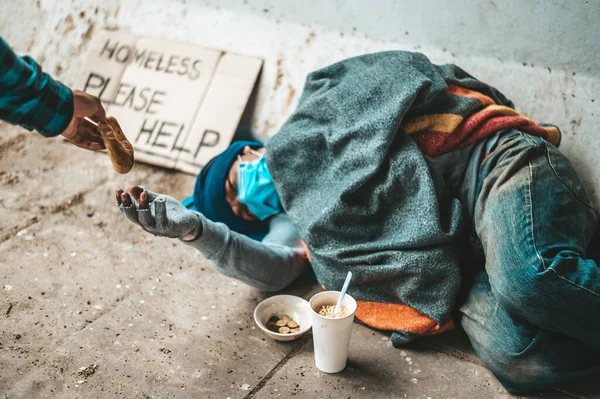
1, 1, 600, 396
2, 122, 600, 399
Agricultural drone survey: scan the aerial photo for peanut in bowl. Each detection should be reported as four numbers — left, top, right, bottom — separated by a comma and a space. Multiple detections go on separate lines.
253, 295, 312, 341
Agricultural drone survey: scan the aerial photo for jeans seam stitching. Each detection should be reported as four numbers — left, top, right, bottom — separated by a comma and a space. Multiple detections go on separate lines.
524, 133, 547, 271
545, 143, 594, 210
550, 268, 600, 299
522, 134, 598, 297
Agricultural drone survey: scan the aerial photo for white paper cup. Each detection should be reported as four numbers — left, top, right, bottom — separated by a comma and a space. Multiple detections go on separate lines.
309, 291, 357, 373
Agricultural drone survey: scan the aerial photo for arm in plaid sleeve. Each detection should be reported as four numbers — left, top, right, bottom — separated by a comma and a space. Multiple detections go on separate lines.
0, 37, 74, 137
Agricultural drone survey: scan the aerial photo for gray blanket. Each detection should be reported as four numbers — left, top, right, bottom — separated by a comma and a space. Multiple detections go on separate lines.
266, 51, 466, 344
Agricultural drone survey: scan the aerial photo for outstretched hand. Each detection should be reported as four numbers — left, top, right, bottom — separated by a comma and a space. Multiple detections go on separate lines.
116, 186, 203, 241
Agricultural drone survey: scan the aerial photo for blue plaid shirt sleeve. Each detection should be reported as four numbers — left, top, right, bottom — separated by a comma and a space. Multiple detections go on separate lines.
0, 37, 74, 137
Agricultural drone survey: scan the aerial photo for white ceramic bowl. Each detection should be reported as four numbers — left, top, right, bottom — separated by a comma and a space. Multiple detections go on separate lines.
254, 295, 312, 341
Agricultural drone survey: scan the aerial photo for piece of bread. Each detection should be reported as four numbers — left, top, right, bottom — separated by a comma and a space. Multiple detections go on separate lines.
98, 116, 134, 174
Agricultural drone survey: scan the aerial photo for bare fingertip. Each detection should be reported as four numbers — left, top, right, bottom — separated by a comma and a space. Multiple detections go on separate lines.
121, 193, 132, 206
140, 192, 149, 209
129, 185, 144, 200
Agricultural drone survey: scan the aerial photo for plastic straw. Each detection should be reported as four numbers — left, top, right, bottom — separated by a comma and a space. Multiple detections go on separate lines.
334, 271, 352, 315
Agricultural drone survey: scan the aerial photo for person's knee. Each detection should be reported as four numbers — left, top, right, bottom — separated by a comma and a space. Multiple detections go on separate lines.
461, 307, 553, 393
486, 355, 549, 394
470, 335, 553, 394
461, 272, 600, 394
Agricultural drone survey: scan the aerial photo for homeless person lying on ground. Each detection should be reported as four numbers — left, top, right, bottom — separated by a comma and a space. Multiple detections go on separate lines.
116, 51, 600, 394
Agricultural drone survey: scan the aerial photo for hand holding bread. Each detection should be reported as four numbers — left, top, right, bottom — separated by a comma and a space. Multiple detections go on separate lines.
60, 90, 107, 151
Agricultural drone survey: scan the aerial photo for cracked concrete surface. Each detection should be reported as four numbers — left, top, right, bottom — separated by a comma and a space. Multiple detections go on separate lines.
2, 0, 600, 397
2, 128, 600, 399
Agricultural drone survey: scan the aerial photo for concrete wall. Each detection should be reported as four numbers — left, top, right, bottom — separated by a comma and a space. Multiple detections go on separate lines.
2, 0, 599, 205
210, 0, 600, 78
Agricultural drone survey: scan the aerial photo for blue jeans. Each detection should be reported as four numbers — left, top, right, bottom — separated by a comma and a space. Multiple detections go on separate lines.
459, 131, 600, 393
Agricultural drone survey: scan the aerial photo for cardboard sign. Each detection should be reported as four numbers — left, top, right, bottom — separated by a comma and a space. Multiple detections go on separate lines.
176, 53, 263, 174
106, 38, 222, 169
76, 32, 262, 174
73, 31, 139, 107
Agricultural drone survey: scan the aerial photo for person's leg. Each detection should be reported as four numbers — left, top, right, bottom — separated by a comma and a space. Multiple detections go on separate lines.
475, 131, 600, 349
460, 270, 600, 394
459, 131, 600, 392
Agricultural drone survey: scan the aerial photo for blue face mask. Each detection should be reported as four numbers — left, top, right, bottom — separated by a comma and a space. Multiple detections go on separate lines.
238, 151, 283, 221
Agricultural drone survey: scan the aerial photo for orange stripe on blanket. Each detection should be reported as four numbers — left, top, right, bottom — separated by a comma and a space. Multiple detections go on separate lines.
540, 125, 561, 147
475, 104, 535, 124
355, 300, 454, 336
464, 105, 560, 147
447, 84, 495, 106
457, 105, 560, 146
414, 105, 561, 157
403, 113, 464, 135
